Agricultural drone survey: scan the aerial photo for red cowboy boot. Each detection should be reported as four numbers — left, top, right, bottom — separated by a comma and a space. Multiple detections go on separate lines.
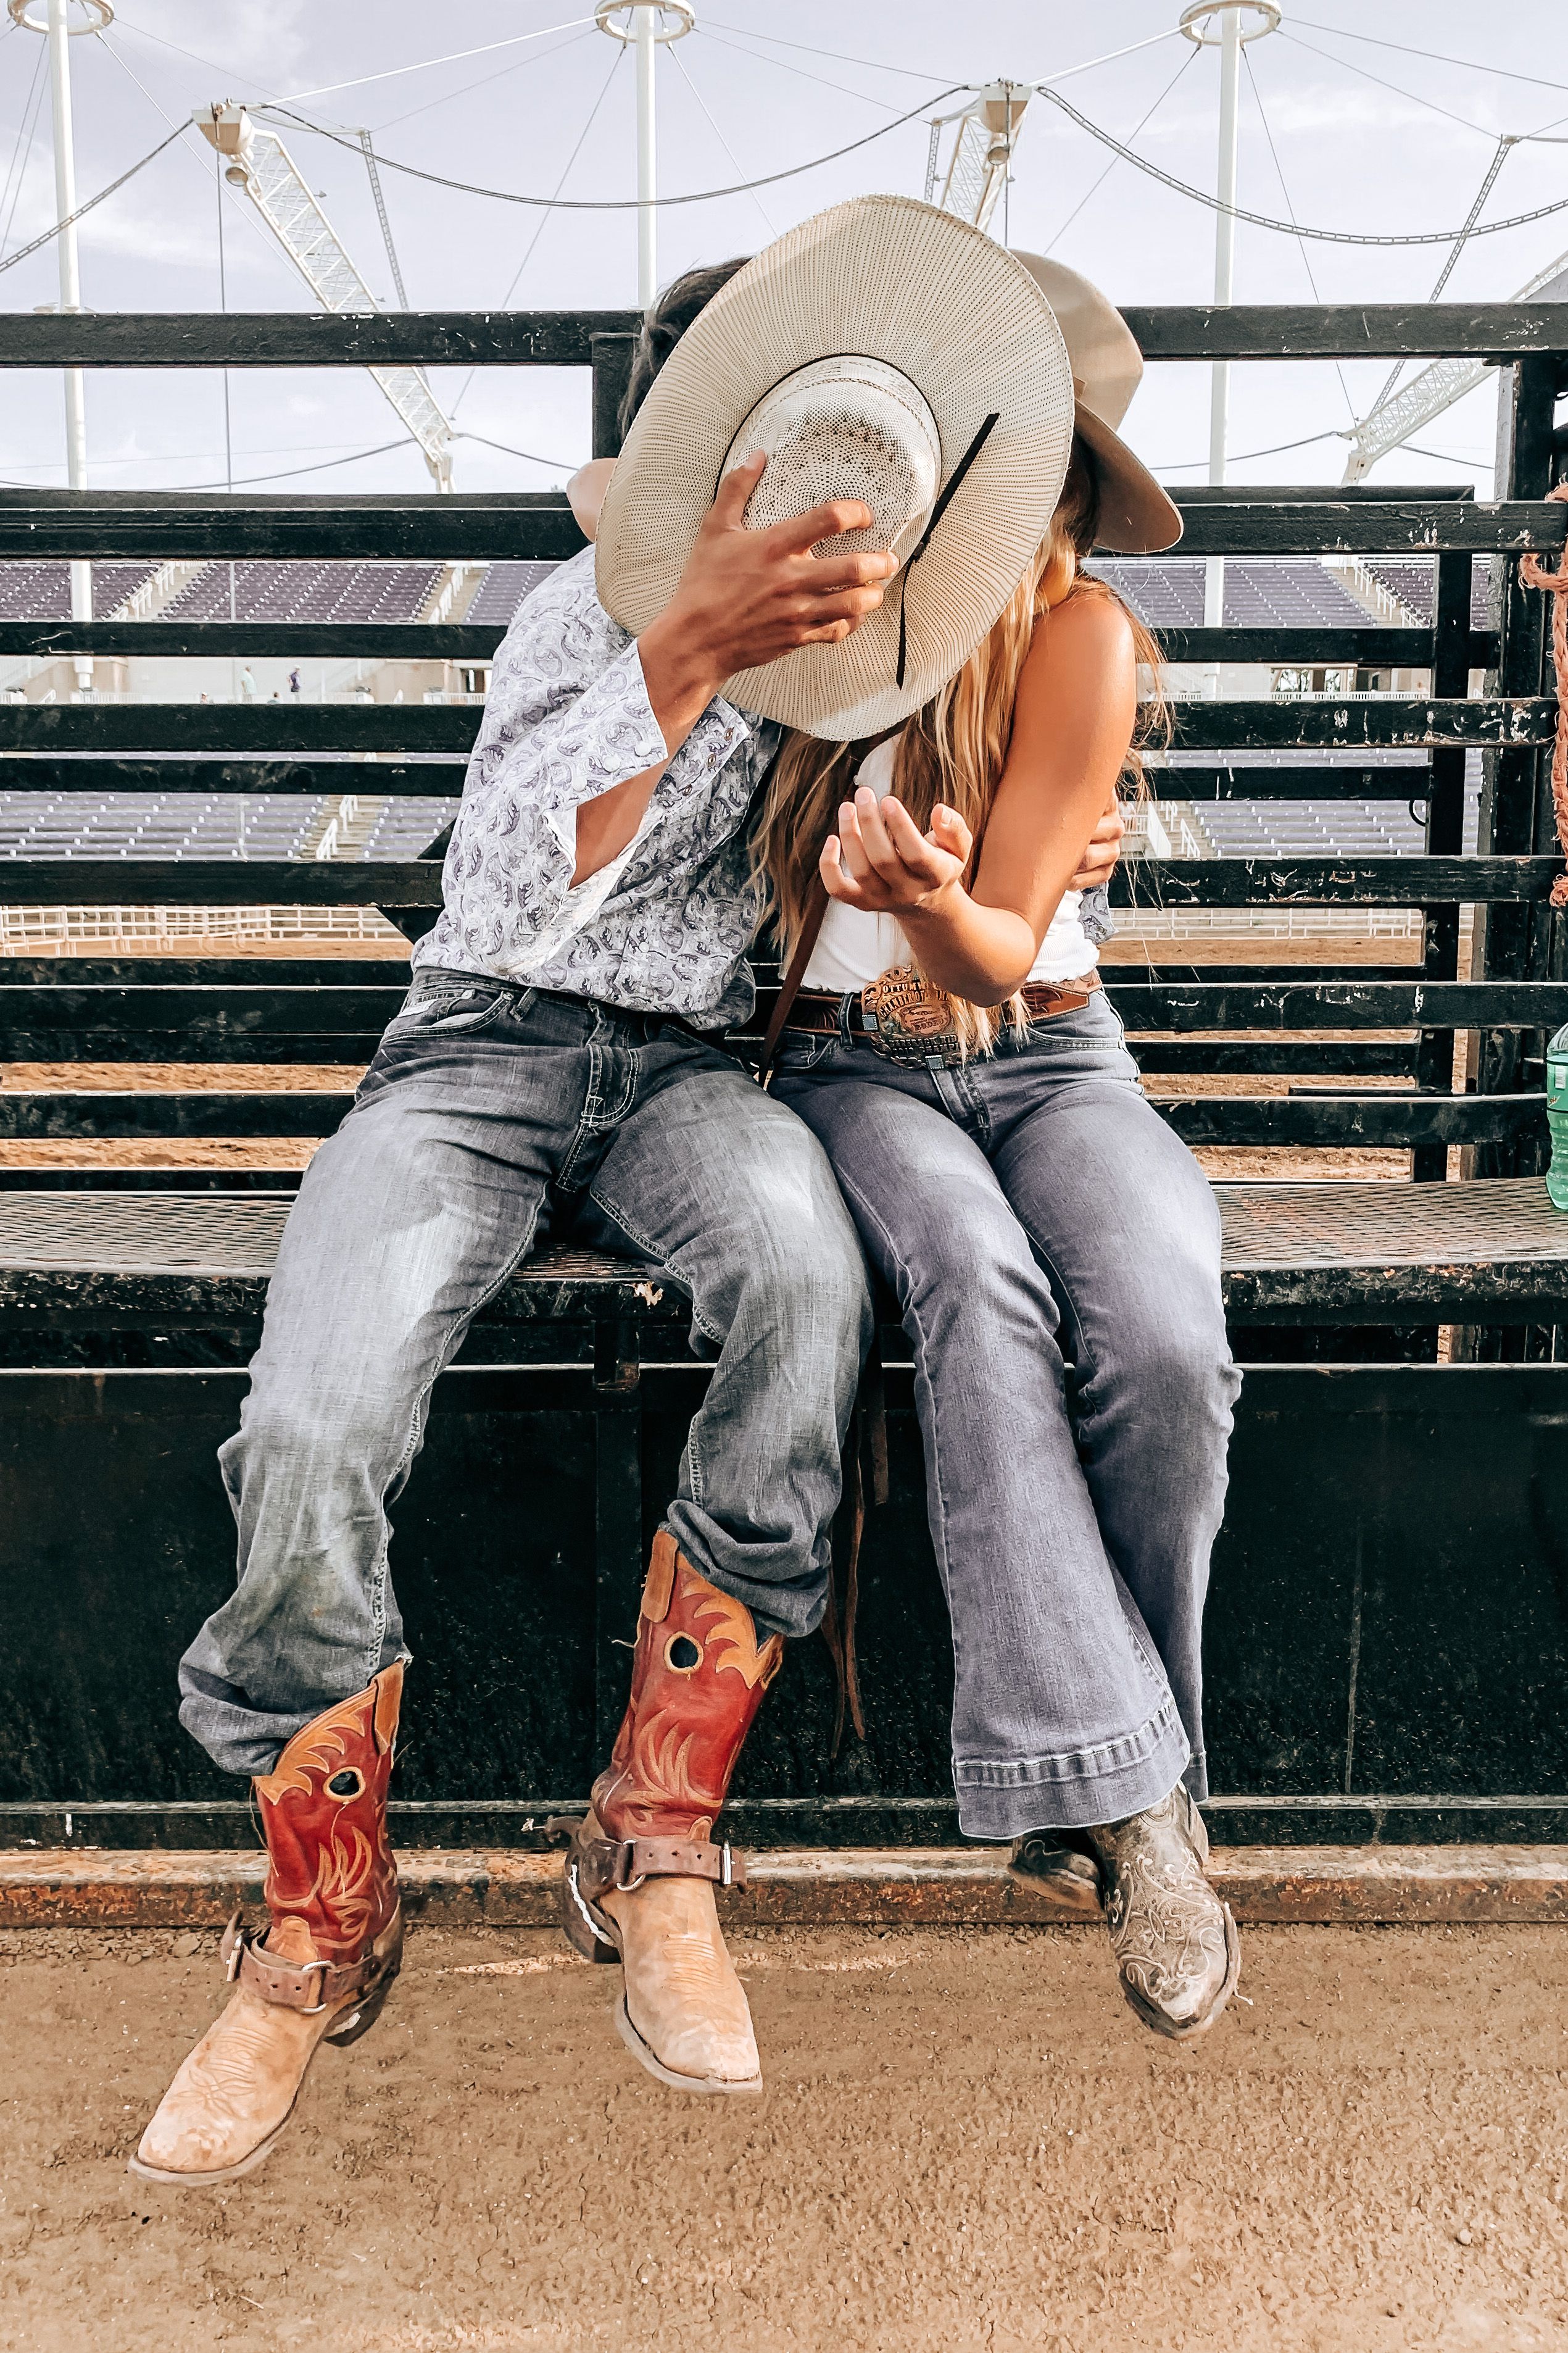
131, 1662, 404, 2186
563, 1531, 782, 2093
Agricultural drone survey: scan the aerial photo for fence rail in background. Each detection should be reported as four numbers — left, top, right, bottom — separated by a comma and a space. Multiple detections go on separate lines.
2, 301, 1567, 1841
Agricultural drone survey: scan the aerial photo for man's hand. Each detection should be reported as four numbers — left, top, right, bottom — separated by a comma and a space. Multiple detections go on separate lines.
1070, 798, 1125, 892
637, 455, 895, 744
822, 789, 973, 915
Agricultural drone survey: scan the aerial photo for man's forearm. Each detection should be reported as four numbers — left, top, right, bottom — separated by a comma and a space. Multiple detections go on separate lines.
637, 606, 725, 756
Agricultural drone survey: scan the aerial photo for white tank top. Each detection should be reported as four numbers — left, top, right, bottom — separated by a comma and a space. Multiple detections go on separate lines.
802, 735, 1098, 994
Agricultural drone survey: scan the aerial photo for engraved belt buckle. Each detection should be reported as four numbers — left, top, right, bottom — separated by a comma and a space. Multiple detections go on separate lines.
860, 967, 963, 1067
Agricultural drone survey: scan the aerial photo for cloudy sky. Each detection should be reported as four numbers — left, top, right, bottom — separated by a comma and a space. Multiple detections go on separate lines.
2, 0, 1567, 504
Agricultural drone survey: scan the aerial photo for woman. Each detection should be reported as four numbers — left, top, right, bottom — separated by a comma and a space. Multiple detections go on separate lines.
759, 277, 1243, 2041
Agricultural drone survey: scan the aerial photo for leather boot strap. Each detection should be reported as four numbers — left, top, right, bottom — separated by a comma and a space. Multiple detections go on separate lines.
573, 1833, 747, 1903
220, 1912, 377, 2014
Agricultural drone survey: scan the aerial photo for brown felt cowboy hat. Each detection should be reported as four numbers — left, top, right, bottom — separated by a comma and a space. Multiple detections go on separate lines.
1012, 252, 1182, 555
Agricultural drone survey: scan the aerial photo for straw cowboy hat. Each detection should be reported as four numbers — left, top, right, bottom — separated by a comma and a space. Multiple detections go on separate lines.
592, 195, 1177, 738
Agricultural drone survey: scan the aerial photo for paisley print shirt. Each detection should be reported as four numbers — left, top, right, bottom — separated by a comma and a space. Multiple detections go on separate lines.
415, 548, 778, 1025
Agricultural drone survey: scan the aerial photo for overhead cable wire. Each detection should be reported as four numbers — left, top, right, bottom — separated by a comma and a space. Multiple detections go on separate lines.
1242, 48, 1356, 425
1043, 46, 1197, 256
1276, 30, 1511, 142
0, 35, 47, 260
1039, 84, 1568, 244
450, 41, 626, 417
697, 22, 973, 86
371, 27, 595, 133
260, 86, 965, 210
668, 42, 780, 236
1290, 19, 1568, 99
0, 122, 185, 278
272, 18, 597, 107
98, 32, 297, 283
696, 26, 909, 116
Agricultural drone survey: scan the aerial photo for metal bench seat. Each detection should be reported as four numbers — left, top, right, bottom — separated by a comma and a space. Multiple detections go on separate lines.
0, 1180, 1562, 1331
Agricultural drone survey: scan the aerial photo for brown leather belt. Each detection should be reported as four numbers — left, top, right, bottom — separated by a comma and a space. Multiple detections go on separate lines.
785, 971, 1101, 1038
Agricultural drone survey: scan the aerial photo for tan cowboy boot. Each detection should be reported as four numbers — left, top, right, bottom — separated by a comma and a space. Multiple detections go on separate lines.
131, 1663, 404, 2186
1014, 1782, 1238, 2041
562, 1532, 782, 2093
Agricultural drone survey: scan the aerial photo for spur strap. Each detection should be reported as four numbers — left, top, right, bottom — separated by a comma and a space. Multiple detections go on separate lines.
572, 1833, 747, 1903
220, 1912, 380, 2014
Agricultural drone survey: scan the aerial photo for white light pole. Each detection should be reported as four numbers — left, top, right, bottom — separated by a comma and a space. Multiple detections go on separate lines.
10, 0, 112, 689
1179, 2, 1280, 639
596, 2, 695, 312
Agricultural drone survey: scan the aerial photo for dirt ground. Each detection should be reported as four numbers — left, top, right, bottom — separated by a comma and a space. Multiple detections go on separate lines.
1, 1921, 1565, 2353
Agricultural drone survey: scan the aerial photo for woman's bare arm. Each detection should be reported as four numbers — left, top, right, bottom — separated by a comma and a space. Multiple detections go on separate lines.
823, 594, 1136, 1004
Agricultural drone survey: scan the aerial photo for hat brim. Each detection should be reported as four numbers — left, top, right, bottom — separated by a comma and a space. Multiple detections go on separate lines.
1074, 403, 1183, 554
595, 195, 1077, 741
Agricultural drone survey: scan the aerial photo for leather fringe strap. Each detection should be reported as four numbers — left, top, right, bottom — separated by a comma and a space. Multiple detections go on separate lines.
821, 1339, 890, 1756
1517, 480, 1568, 909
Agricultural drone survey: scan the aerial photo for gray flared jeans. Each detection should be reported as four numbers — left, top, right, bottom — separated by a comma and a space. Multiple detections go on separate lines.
774, 991, 1240, 1839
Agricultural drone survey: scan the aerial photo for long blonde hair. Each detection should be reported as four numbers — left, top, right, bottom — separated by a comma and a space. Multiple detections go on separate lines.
753, 435, 1169, 1051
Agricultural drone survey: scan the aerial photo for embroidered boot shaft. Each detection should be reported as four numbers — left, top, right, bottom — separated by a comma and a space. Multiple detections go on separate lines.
562, 1534, 783, 2095
592, 1530, 784, 1846
253, 1661, 403, 1970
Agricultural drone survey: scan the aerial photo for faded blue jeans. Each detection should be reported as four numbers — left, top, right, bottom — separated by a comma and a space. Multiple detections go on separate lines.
774, 991, 1240, 1839
180, 971, 871, 1777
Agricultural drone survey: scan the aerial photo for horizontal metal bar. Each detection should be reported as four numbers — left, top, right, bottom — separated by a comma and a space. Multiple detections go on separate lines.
1165, 701, 1554, 749
0, 622, 510, 661
0, 1025, 1417, 1077
1173, 504, 1563, 556
0, 708, 476, 753
1120, 305, 1568, 360
0, 621, 1497, 670
0, 490, 586, 564
1154, 627, 1432, 665
0, 700, 1540, 760
0, 956, 409, 986
0, 974, 1551, 1034
0, 1093, 350, 1138
0, 490, 1558, 559
1144, 764, 1435, 801
0, 862, 443, 906
4, 307, 1564, 369
1118, 856, 1562, 905
0, 1168, 302, 1191
1103, 980, 1568, 1029
0, 1085, 1538, 1144
0, 759, 463, 795
0, 310, 641, 368
1157, 1093, 1541, 1145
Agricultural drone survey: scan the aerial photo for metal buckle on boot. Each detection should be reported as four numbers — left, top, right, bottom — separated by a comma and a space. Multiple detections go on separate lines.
719, 1841, 735, 1888
613, 1839, 647, 1894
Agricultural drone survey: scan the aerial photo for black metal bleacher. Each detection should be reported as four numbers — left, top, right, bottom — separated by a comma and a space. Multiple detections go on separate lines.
1, 303, 1567, 1852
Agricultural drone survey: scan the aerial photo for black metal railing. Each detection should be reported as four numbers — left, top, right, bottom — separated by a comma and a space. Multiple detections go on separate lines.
0, 302, 1564, 1335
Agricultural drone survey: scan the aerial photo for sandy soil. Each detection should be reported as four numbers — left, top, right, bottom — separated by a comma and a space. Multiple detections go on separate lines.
1, 1920, 1564, 2353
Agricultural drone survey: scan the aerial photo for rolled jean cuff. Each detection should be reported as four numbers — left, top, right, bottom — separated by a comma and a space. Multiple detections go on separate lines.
659, 1508, 828, 1644
953, 1688, 1192, 1841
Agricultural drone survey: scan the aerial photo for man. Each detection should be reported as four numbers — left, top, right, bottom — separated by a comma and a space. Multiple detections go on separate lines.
133, 214, 1124, 2184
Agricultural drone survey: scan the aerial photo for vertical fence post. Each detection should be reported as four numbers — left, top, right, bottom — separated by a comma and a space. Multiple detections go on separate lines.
1412, 549, 1472, 1182
591, 332, 638, 461
1477, 351, 1561, 1356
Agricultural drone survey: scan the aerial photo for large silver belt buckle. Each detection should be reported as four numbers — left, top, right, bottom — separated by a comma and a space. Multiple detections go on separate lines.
860, 968, 963, 1067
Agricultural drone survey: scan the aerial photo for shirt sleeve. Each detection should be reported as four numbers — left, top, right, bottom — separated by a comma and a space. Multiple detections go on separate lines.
466, 559, 671, 824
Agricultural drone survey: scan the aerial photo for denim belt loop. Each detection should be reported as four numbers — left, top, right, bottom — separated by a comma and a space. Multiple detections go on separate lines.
837, 993, 858, 1046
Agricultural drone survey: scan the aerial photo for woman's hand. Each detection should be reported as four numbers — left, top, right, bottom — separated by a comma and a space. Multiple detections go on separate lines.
821, 788, 974, 914
1071, 798, 1125, 892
